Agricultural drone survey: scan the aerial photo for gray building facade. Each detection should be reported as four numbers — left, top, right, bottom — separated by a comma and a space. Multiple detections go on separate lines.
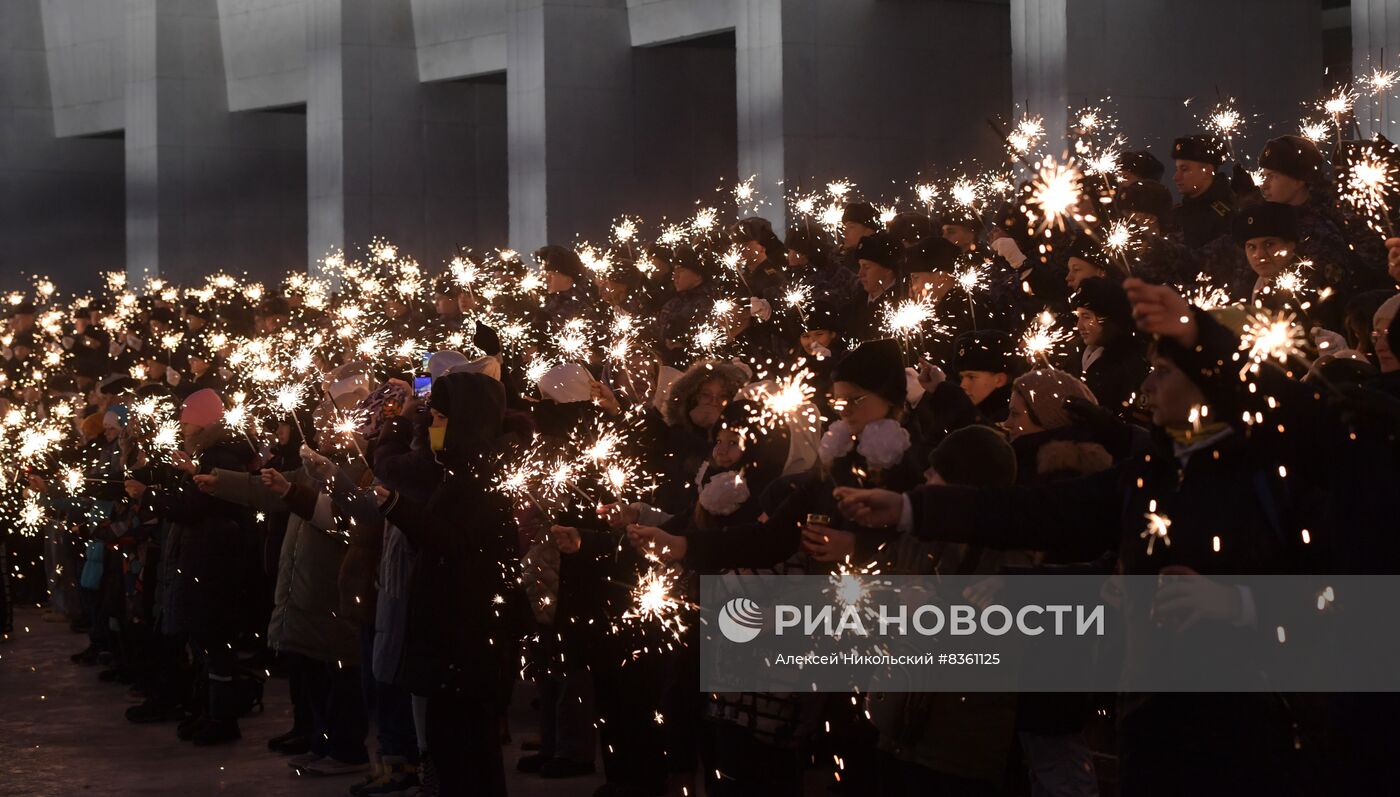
0, 0, 1359, 291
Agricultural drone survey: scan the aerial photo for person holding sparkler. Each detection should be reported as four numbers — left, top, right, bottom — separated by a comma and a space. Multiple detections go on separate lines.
371, 371, 526, 797
1071, 278, 1148, 418
122, 387, 259, 747
786, 222, 861, 308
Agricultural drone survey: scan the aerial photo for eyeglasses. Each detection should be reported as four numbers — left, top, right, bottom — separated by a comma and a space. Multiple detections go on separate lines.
830, 394, 870, 415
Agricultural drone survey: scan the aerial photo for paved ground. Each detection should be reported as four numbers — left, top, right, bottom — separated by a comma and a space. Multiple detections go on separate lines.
0, 608, 604, 797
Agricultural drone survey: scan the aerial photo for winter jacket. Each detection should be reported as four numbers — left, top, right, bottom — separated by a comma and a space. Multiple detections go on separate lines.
154, 429, 255, 635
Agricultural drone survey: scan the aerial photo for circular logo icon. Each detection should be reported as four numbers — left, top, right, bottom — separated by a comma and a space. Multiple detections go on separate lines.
718, 597, 764, 643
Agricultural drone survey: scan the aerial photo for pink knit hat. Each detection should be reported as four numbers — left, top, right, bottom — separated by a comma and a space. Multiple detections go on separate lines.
180, 388, 225, 428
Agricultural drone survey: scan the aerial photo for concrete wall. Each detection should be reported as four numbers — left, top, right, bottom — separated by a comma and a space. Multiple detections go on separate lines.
1, 0, 124, 293
39, 0, 126, 137
738, 0, 1011, 229
1014, 0, 1323, 169
217, 0, 309, 111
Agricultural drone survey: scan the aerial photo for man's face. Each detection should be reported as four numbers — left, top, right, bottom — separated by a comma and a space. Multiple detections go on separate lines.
786, 249, 809, 268
1173, 160, 1214, 198
434, 295, 457, 315
738, 240, 764, 267
673, 266, 702, 293
959, 370, 1007, 406
909, 271, 954, 304
843, 222, 874, 249
456, 290, 478, 313
1244, 236, 1296, 281
1074, 308, 1105, 348
856, 260, 895, 297
1141, 354, 1205, 427
942, 224, 976, 252
688, 378, 730, 428
186, 315, 206, 331
1065, 257, 1105, 290
1259, 169, 1309, 206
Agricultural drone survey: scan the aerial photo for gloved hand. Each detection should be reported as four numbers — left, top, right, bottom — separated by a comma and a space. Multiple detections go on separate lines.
1310, 326, 1347, 357
808, 343, 832, 359
299, 444, 338, 483
904, 367, 926, 406
989, 236, 1027, 268
750, 297, 773, 321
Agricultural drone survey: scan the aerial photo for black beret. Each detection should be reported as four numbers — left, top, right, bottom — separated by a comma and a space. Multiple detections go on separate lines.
842, 202, 880, 229
954, 330, 1017, 374
900, 236, 962, 274
660, 244, 716, 282
1072, 277, 1134, 331
1232, 201, 1298, 244
1063, 233, 1110, 270
1172, 135, 1228, 166
729, 217, 775, 244
802, 299, 842, 333
784, 225, 833, 261
1115, 180, 1173, 220
534, 245, 586, 280
1259, 136, 1325, 185
852, 232, 902, 271
1118, 150, 1165, 182
832, 338, 907, 408
886, 212, 934, 246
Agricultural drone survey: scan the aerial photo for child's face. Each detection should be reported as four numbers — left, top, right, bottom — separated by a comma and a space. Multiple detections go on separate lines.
712, 429, 744, 469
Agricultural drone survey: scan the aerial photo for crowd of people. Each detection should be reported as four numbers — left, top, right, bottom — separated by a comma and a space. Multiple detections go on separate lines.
2, 115, 1399, 797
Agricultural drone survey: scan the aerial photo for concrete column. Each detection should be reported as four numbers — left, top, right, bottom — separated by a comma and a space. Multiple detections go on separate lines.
306, 0, 425, 271
125, 0, 305, 284
1012, 0, 1322, 163
1353, 0, 1400, 139
507, 0, 633, 251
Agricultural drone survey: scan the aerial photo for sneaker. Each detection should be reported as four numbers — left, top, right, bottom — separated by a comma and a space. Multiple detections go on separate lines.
298, 757, 370, 777
289, 753, 324, 771
516, 753, 551, 774
191, 718, 241, 746
539, 758, 596, 779
359, 757, 420, 796
348, 763, 383, 796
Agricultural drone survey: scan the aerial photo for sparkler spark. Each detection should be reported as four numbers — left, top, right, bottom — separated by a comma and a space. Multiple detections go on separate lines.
1141, 501, 1172, 555
1026, 158, 1083, 234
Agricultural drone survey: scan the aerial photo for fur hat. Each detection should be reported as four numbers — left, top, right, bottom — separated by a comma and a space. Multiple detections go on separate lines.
1172, 134, 1228, 166
1259, 135, 1326, 185
928, 425, 1017, 486
1232, 201, 1298, 244
662, 360, 748, 429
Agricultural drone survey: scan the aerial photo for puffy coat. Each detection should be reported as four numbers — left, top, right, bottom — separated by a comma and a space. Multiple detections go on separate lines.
155, 429, 255, 635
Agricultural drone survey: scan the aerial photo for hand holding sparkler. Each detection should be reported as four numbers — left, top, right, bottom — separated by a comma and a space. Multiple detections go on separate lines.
549, 524, 582, 554
800, 522, 855, 563
193, 473, 218, 494
1124, 279, 1197, 347
625, 524, 686, 563
832, 487, 903, 528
